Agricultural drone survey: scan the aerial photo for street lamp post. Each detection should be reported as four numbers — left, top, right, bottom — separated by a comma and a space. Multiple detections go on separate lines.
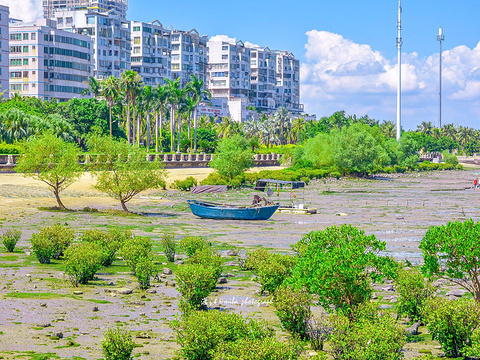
437, 27, 445, 128
396, 0, 402, 142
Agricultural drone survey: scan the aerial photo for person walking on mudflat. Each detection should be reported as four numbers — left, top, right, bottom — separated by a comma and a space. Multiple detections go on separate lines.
474, 178, 478, 191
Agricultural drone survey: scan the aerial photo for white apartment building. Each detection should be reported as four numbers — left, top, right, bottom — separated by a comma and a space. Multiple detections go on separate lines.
43, 0, 128, 20
250, 46, 276, 111
131, 20, 171, 86
9, 18, 93, 101
207, 39, 251, 99
275, 51, 303, 113
0, 5, 8, 98
171, 29, 207, 88
55, 9, 131, 79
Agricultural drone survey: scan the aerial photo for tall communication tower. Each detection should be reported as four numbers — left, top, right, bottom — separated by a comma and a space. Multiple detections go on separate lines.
437, 27, 445, 128
396, 0, 402, 142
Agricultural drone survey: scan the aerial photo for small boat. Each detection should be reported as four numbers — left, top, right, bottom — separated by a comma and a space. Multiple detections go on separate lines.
187, 200, 279, 220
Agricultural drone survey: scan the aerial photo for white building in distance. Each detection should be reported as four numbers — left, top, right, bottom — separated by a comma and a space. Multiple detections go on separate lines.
43, 0, 128, 20
131, 20, 171, 86
275, 50, 302, 113
0, 5, 8, 98
250, 46, 276, 111
55, 9, 131, 79
171, 29, 208, 88
9, 18, 93, 101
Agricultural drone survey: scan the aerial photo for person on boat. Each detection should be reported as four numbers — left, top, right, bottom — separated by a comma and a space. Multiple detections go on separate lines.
252, 195, 262, 205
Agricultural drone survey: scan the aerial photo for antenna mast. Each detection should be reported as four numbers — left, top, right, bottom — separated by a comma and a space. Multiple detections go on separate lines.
396, 0, 402, 142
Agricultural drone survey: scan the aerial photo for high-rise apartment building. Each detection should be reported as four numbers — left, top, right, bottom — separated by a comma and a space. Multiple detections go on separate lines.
0, 5, 8, 98
250, 46, 276, 111
131, 20, 171, 86
43, 0, 128, 20
275, 51, 303, 113
171, 29, 207, 88
9, 18, 94, 101
207, 39, 251, 98
55, 9, 131, 79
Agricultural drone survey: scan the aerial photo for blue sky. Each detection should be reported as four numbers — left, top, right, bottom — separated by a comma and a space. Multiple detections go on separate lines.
4, 0, 480, 129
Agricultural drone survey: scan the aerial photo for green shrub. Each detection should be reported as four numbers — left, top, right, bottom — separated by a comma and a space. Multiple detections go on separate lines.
244, 249, 272, 271
395, 268, 435, 323
422, 297, 480, 357
213, 337, 303, 360
200, 172, 228, 186
443, 152, 459, 165
30, 224, 74, 261
119, 236, 152, 274
171, 310, 273, 360
179, 236, 209, 257
175, 264, 218, 310
172, 176, 198, 191
101, 327, 135, 360
135, 257, 157, 289
465, 327, 480, 358
160, 233, 176, 262
64, 242, 103, 286
189, 247, 223, 280
329, 305, 405, 360
273, 285, 311, 339
0, 142, 22, 155
252, 252, 296, 295
209, 135, 254, 180
2, 229, 21, 252
80, 228, 130, 266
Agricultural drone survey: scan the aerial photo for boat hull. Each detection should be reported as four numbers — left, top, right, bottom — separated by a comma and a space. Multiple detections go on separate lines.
187, 200, 279, 220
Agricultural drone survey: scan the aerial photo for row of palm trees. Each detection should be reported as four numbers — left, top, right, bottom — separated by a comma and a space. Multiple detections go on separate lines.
416, 121, 479, 152
87, 71, 211, 153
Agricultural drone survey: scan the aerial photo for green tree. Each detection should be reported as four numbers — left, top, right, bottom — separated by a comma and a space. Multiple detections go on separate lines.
209, 135, 254, 180
87, 134, 166, 212
121, 70, 143, 144
82, 76, 101, 98
420, 219, 480, 303
101, 76, 121, 137
290, 225, 398, 319
15, 133, 82, 210
186, 74, 211, 152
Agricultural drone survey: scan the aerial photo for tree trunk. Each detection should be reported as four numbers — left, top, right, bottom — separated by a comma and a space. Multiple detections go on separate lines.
109, 106, 113, 137
155, 112, 159, 152
194, 107, 198, 152
146, 111, 151, 152
177, 114, 181, 153
54, 188, 67, 210
126, 104, 131, 144
137, 113, 141, 147
159, 111, 163, 153
170, 106, 175, 152
120, 199, 129, 212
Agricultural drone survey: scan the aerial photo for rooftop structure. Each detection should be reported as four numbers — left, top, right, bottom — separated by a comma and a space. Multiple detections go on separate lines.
43, 0, 128, 20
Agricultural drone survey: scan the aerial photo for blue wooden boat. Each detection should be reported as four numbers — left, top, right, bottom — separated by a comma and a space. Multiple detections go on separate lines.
187, 200, 279, 220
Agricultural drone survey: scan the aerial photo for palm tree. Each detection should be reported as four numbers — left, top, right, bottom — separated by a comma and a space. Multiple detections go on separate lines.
184, 95, 197, 150
417, 121, 433, 136
165, 78, 183, 152
82, 76, 101, 98
379, 120, 396, 139
138, 85, 154, 149
186, 74, 211, 152
153, 84, 168, 152
0, 109, 32, 143
291, 117, 306, 143
101, 76, 121, 136
217, 117, 242, 139
120, 70, 143, 144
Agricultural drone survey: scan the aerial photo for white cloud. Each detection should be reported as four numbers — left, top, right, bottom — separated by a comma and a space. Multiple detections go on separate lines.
209, 35, 261, 49
301, 30, 480, 129
0, 0, 42, 22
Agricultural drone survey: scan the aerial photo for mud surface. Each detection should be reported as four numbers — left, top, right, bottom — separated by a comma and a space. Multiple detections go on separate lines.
0, 168, 479, 359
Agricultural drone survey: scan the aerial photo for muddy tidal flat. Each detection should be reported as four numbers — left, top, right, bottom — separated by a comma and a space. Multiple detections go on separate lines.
0, 168, 479, 359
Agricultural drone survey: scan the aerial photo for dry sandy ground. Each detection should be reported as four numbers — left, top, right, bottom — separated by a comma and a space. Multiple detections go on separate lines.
0, 167, 479, 359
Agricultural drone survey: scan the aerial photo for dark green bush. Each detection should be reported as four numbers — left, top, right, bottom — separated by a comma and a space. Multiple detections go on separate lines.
175, 264, 218, 310
119, 236, 152, 274
160, 233, 176, 262
189, 247, 223, 280
273, 285, 311, 339
172, 176, 198, 191
135, 257, 157, 289
395, 268, 435, 323
329, 305, 405, 360
2, 229, 21, 252
30, 233, 56, 264
0, 142, 22, 154
80, 228, 130, 266
422, 297, 480, 357
30, 224, 75, 261
101, 327, 135, 360
213, 337, 303, 360
171, 310, 273, 360
64, 242, 103, 286
179, 236, 209, 257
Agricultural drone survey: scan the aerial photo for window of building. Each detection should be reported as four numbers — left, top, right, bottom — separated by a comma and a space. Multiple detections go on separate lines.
23, 46, 29, 52
57, 17, 63, 24
134, 37, 140, 44
23, 84, 29, 91
66, 17, 73, 24
222, 45, 228, 51
10, 46, 22, 53
87, 16, 95, 24
10, 84, 22, 91
23, 33, 29, 40
10, 59, 22, 66
10, 71, 22, 78
133, 26, 141, 31
10, 33, 22, 41
23, 59, 29, 65
23, 71, 29, 78
222, 55, 228, 60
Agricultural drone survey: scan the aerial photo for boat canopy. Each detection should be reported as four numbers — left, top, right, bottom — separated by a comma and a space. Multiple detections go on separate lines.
254, 179, 306, 192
